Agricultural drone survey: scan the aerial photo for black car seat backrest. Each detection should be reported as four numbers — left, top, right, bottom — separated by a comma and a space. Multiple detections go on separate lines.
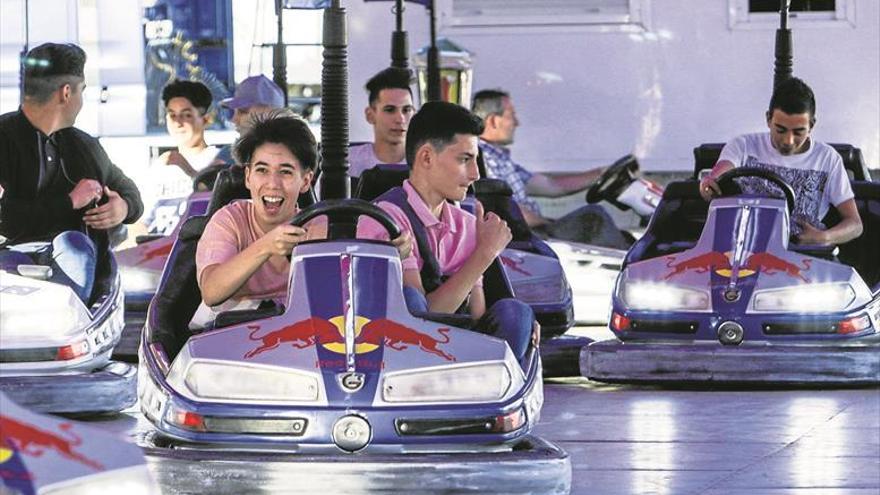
147, 214, 209, 359
823, 181, 880, 290
626, 180, 708, 265
355, 164, 410, 201
692, 142, 872, 181
477, 147, 488, 178
472, 178, 534, 244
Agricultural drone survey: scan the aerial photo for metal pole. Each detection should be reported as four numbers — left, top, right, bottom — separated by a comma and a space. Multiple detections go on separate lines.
319, 0, 350, 200
273, 0, 289, 106
426, 0, 441, 101
390, 0, 408, 69
773, 0, 793, 89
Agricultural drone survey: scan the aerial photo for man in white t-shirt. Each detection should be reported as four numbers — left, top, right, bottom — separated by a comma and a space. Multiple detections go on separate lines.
348, 67, 414, 178
700, 77, 862, 246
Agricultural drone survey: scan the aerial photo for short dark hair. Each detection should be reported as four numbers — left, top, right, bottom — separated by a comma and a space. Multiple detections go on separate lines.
234, 109, 318, 172
162, 79, 213, 114
768, 77, 816, 120
22, 43, 86, 103
405, 101, 484, 166
365, 67, 413, 106
471, 89, 509, 120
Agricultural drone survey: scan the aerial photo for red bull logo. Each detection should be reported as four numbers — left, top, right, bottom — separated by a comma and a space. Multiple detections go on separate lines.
135, 241, 173, 266
358, 318, 456, 362
664, 251, 732, 279
243, 316, 456, 362
665, 251, 811, 282
243, 317, 341, 358
500, 255, 532, 276
744, 252, 811, 282
0, 417, 103, 471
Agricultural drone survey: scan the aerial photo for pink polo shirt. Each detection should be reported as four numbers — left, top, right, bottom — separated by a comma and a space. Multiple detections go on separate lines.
196, 199, 323, 306
357, 180, 482, 288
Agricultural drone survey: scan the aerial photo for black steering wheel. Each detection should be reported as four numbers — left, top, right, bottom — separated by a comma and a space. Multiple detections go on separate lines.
715, 167, 796, 213
586, 154, 640, 205
290, 198, 401, 240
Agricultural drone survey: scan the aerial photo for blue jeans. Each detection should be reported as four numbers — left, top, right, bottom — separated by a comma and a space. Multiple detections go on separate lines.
0, 231, 97, 302
403, 287, 533, 363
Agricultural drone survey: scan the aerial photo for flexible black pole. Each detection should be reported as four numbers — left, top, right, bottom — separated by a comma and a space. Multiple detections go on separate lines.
773, 0, 793, 89
319, 0, 350, 200
273, 0, 289, 106
426, 0, 441, 101
390, 0, 408, 69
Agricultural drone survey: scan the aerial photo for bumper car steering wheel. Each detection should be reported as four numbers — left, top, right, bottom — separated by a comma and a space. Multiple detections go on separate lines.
586, 154, 640, 205
715, 167, 796, 213
290, 198, 401, 240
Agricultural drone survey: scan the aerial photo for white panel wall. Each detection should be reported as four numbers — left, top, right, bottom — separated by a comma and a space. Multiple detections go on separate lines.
346, 0, 879, 172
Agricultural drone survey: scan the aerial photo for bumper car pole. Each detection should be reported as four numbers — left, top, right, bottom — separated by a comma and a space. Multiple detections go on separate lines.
319, 0, 351, 200
773, 0, 793, 89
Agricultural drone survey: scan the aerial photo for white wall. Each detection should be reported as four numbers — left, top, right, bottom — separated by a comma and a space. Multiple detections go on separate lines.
345, 0, 879, 172
0, 0, 145, 135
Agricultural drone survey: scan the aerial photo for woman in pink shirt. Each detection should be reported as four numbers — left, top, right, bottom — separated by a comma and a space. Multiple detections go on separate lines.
194, 111, 410, 325
194, 111, 319, 322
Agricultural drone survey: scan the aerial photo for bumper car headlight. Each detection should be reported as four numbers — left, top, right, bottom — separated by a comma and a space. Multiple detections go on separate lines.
621, 282, 710, 312
382, 362, 518, 403
0, 298, 90, 341
751, 283, 856, 313
174, 360, 321, 403
511, 276, 568, 304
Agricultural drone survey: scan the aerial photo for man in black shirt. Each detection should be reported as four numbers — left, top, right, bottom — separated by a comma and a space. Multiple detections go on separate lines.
0, 42, 143, 301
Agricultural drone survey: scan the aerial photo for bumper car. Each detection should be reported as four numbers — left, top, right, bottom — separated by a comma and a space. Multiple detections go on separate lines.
583, 166, 880, 385
136, 195, 569, 493
0, 240, 136, 414
0, 392, 157, 494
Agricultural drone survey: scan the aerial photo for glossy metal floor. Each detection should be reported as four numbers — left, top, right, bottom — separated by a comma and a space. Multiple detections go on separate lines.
540, 328, 880, 495
90, 327, 879, 494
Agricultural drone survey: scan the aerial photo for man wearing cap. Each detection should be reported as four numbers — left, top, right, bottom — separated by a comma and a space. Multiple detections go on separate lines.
212, 75, 285, 167
0, 42, 143, 301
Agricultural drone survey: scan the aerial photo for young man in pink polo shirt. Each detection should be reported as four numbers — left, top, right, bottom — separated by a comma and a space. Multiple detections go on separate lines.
359, 101, 536, 362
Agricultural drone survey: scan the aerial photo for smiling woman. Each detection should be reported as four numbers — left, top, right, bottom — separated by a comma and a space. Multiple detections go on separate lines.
193, 110, 322, 321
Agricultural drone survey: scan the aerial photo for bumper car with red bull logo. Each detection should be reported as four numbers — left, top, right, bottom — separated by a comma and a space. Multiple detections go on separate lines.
0, 392, 158, 494
583, 167, 880, 385
135, 199, 569, 493
0, 242, 137, 414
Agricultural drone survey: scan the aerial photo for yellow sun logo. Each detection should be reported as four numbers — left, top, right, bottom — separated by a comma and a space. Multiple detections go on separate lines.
321, 315, 380, 354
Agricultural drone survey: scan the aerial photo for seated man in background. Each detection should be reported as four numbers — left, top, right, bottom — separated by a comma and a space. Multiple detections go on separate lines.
359, 101, 537, 363
0, 42, 143, 301
699, 77, 862, 246
194, 110, 411, 327
348, 67, 415, 178
472, 89, 629, 249
212, 75, 285, 167
140, 79, 219, 235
